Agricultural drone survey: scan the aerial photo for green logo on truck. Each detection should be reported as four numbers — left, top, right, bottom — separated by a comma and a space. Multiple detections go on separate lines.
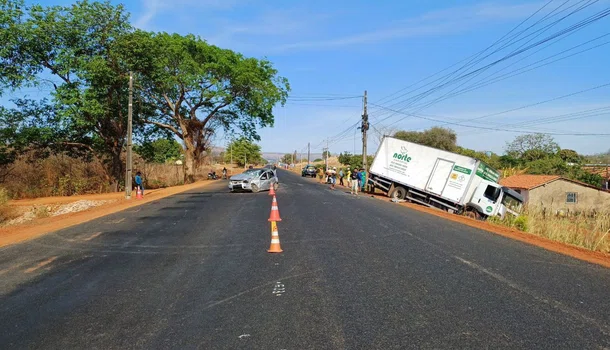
486, 206, 493, 213
476, 163, 500, 182
393, 152, 412, 162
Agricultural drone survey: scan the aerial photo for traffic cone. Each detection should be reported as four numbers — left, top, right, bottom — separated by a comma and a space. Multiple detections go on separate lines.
268, 221, 283, 253
268, 196, 282, 222
136, 188, 143, 199
268, 185, 276, 196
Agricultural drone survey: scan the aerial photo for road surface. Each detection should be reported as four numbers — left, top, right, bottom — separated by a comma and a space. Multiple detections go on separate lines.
1, 170, 609, 349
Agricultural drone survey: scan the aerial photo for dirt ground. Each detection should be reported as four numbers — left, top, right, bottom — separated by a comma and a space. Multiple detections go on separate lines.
0, 178, 227, 248
292, 167, 610, 269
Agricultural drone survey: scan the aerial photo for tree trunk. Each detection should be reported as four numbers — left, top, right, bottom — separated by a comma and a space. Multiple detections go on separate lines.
109, 148, 123, 192
184, 146, 196, 183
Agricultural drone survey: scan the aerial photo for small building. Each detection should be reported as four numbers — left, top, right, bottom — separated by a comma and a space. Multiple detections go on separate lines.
499, 174, 610, 212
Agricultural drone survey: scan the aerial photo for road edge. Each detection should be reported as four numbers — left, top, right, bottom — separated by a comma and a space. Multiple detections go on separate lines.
0, 179, 226, 248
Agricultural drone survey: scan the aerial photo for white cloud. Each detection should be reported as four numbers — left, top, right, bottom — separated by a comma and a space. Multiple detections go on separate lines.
274, 2, 544, 52
134, 0, 244, 29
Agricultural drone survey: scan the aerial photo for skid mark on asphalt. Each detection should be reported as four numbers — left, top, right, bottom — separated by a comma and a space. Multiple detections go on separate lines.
24, 256, 58, 273
201, 270, 321, 310
454, 256, 610, 336
106, 218, 126, 224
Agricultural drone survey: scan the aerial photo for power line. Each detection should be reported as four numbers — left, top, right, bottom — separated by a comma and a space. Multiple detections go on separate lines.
371, 2, 609, 123
367, 103, 610, 136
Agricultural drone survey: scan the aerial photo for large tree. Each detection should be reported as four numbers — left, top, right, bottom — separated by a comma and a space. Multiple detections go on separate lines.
505, 134, 559, 162
223, 138, 262, 167
0, 0, 141, 190
130, 32, 289, 182
394, 127, 457, 151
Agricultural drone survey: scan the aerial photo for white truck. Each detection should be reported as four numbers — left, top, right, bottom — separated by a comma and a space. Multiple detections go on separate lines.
368, 136, 523, 220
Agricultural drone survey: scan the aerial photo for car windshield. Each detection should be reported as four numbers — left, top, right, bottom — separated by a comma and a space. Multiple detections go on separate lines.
243, 169, 263, 177
502, 194, 523, 213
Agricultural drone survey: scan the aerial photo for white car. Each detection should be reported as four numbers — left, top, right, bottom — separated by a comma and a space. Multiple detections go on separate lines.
229, 168, 278, 193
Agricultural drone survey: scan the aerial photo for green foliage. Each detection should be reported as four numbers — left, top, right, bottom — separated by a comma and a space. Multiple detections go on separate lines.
0, 0, 141, 189
223, 138, 262, 166
322, 150, 331, 158
313, 158, 323, 162
337, 153, 374, 169
135, 139, 183, 164
128, 31, 290, 180
393, 127, 457, 151
281, 153, 292, 164
505, 134, 559, 161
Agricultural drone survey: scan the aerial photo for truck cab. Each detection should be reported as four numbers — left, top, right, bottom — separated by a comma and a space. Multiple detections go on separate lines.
468, 181, 524, 219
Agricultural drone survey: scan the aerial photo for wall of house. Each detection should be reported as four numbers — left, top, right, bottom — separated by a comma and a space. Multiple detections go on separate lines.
527, 179, 610, 211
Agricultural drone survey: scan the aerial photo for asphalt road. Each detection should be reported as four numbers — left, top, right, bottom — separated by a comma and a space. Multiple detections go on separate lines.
1, 169, 609, 349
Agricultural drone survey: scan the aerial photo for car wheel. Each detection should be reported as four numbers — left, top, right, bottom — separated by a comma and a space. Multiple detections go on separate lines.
251, 184, 259, 193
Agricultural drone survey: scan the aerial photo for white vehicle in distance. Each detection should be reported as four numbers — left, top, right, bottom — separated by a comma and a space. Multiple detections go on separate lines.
229, 168, 278, 193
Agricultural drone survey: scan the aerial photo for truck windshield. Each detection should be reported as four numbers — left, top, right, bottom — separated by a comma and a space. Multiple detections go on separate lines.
502, 194, 523, 213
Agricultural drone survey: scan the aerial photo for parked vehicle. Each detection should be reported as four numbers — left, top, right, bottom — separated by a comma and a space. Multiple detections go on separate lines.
208, 171, 218, 180
301, 165, 317, 178
368, 136, 523, 220
229, 168, 278, 193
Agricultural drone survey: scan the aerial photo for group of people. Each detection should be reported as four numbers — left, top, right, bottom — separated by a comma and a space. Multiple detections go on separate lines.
320, 166, 367, 195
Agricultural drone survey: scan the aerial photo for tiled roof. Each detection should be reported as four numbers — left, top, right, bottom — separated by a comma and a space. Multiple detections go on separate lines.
582, 166, 610, 178
499, 175, 560, 190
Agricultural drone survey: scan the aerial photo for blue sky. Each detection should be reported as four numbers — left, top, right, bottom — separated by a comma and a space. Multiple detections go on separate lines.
11, 0, 610, 156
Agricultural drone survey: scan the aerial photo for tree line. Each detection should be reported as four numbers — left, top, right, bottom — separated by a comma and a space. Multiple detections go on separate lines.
0, 0, 289, 191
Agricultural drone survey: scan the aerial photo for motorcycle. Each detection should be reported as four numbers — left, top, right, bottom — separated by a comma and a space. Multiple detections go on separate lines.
207, 172, 218, 180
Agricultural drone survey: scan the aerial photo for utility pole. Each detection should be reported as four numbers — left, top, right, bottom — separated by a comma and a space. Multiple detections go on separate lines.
361, 90, 369, 190
307, 142, 310, 164
125, 72, 133, 199
324, 139, 329, 171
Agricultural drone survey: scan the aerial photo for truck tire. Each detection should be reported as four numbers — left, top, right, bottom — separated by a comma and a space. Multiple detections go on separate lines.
389, 186, 407, 200
464, 209, 479, 220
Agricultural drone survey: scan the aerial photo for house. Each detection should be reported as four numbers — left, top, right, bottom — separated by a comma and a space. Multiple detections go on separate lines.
582, 165, 610, 190
499, 174, 610, 211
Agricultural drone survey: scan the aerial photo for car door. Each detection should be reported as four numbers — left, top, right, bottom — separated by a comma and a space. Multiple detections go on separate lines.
259, 171, 270, 190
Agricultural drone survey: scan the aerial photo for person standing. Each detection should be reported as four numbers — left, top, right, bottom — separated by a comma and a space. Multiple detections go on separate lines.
339, 168, 345, 186
360, 168, 367, 192
350, 168, 359, 195
135, 171, 144, 195
346, 167, 352, 187
222, 167, 227, 179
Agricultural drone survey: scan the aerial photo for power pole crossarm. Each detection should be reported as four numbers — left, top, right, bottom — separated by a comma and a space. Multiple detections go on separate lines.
125, 72, 133, 199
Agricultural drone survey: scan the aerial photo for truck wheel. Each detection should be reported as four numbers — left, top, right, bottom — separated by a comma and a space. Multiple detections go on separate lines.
465, 210, 478, 220
389, 186, 407, 200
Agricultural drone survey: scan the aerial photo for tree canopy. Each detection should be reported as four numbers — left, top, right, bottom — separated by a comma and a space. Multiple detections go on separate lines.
0, 0, 289, 189
393, 127, 457, 151
223, 138, 262, 167
128, 31, 289, 182
134, 138, 183, 164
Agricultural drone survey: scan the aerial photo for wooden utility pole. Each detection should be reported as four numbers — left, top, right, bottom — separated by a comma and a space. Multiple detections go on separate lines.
307, 142, 310, 164
361, 90, 369, 189
125, 72, 133, 199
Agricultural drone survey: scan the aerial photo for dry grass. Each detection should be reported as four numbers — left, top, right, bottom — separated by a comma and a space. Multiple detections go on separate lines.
2, 153, 109, 199
492, 206, 610, 253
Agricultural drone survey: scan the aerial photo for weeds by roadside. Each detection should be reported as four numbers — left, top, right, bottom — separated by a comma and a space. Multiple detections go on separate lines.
489, 207, 610, 253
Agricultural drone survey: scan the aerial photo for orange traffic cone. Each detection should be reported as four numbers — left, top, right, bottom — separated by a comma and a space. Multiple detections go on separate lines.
136, 188, 143, 199
268, 196, 282, 222
268, 221, 283, 253
268, 185, 276, 196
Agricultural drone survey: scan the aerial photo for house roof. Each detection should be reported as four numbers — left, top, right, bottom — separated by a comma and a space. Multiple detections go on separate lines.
582, 166, 610, 179
499, 175, 560, 190
500, 174, 608, 192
